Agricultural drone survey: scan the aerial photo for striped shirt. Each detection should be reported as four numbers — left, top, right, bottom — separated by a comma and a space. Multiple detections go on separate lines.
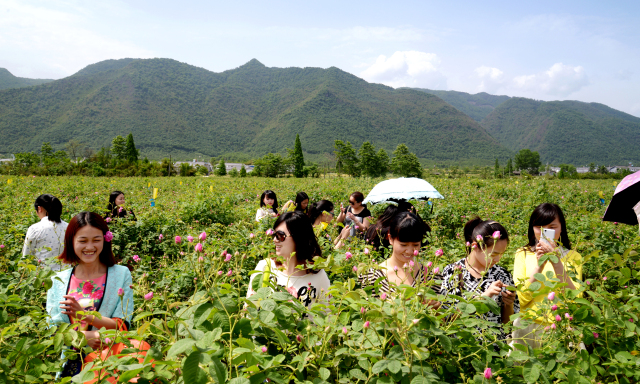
358, 265, 441, 297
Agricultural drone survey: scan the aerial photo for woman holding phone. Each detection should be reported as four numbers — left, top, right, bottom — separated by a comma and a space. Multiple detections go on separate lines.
512, 203, 582, 349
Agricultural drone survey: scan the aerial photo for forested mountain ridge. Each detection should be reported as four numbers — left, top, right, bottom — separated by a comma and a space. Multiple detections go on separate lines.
409, 88, 511, 122
480, 98, 640, 165
0, 58, 512, 163
0, 68, 54, 90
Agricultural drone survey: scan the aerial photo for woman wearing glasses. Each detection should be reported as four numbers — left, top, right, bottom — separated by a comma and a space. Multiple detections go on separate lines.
247, 211, 330, 308
335, 192, 372, 247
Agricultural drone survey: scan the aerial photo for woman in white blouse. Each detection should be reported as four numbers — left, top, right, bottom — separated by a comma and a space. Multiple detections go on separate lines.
22, 194, 68, 270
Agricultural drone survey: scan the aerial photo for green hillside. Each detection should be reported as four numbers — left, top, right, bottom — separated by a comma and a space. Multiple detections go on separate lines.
480, 98, 640, 165
0, 68, 54, 90
0, 58, 511, 164
409, 88, 510, 122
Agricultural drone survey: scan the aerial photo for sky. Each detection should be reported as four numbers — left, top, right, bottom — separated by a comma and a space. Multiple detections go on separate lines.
1, 0, 640, 116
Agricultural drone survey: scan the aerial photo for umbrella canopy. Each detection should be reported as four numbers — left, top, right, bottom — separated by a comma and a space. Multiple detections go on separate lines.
363, 177, 444, 205
603, 170, 640, 225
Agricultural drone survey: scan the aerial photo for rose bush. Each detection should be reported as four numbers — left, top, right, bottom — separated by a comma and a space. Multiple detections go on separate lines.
0, 176, 638, 383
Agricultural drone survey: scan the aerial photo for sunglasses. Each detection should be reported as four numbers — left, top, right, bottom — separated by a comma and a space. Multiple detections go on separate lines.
349, 200, 357, 205
272, 230, 291, 242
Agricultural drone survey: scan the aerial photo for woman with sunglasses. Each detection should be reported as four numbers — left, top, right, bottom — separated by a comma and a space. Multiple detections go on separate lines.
335, 192, 372, 247
247, 211, 330, 308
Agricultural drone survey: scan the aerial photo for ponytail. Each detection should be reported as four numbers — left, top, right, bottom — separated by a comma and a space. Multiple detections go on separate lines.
308, 200, 334, 223
34, 194, 63, 223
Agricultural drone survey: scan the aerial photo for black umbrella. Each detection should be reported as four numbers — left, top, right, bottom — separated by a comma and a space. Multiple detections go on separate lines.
603, 170, 640, 225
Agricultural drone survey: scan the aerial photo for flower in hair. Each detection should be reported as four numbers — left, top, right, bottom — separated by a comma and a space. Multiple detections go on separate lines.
492, 231, 501, 239
104, 231, 113, 242
476, 235, 483, 242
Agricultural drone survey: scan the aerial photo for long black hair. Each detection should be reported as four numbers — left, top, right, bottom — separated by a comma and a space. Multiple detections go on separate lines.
366, 204, 400, 250
463, 216, 509, 254
308, 200, 334, 223
34, 194, 62, 223
273, 211, 321, 272
107, 190, 125, 215
526, 203, 571, 250
294, 192, 310, 213
259, 190, 279, 214
388, 211, 429, 243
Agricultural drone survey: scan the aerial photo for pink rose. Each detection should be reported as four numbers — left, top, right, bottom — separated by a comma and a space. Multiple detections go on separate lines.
551, 304, 558, 311
199, 232, 207, 241
261, 346, 267, 353
492, 231, 501, 239
364, 248, 370, 255
187, 236, 194, 243
413, 249, 419, 256
548, 292, 555, 301
82, 282, 94, 294
353, 266, 358, 272
117, 288, 124, 297
345, 252, 352, 260
104, 231, 113, 242
175, 236, 182, 244
195, 243, 203, 252
555, 315, 562, 322
484, 368, 492, 379
435, 249, 443, 257
363, 321, 370, 328
144, 292, 154, 301
226, 270, 233, 277
380, 292, 387, 300
158, 234, 163, 240
342, 327, 348, 335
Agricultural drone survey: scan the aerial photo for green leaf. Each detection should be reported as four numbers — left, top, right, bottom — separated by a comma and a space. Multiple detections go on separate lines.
387, 360, 402, 374
71, 370, 95, 383
372, 359, 389, 374
437, 334, 452, 352
533, 273, 547, 282
228, 377, 250, 384
117, 367, 145, 383
132, 311, 154, 322
567, 368, 578, 384
528, 282, 542, 291
260, 299, 277, 311
350, 369, 368, 381
319, 367, 330, 380
210, 359, 227, 383
410, 376, 431, 384
183, 351, 208, 384
167, 338, 196, 358
523, 362, 540, 383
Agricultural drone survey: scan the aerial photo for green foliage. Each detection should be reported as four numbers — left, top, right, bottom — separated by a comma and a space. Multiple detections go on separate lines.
239, 165, 247, 177
358, 141, 388, 178
229, 168, 239, 177
334, 140, 360, 177
506, 158, 514, 176
125, 133, 139, 163
180, 163, 196, 176
0, 176, 638, 384
253, 153, 288, 178
216, 159, 227, 176
558, 164, 577, 179
291, 134, 305, 178
111, 136, 126, 162
0, 68, 53, 90
411, 88, 510, 122
481, 97, 640, 165
391, 144, 423, 177
515, 149, 542, 174
0, 58, 511, 164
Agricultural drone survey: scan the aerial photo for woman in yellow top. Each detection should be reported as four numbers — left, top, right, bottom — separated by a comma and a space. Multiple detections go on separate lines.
512, 203, 582, 349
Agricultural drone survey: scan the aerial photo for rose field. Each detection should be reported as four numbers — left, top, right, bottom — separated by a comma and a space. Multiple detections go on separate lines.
0, 175, 639, 384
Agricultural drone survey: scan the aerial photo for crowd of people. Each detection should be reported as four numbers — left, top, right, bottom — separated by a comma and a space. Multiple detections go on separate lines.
19, 187, 614, 376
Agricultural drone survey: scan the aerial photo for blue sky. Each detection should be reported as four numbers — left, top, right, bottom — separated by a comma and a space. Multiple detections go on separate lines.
2, 0, 639, 116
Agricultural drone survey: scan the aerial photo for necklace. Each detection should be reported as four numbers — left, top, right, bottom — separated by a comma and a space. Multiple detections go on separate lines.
465, 257, 484, 276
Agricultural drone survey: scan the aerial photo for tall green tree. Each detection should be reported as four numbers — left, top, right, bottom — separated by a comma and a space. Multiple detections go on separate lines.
291, 134, 305, 178
334, 140, 360, 177
111, 136, 126, 161
377, 149, 389, 177
494, 158, 500, 178
390, 144, 422, 177
358, 141, 379, 177
506, 158, 513, 176
253, 153, 287, 178
239, 164, 247, 177
216, 158, 227, 176
41, 142, 53, 160
514, 149, 541, 174
125, 133, 139, 163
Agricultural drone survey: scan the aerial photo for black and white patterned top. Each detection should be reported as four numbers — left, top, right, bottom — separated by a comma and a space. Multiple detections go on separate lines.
359, 265, 441, 297
440, 258, 519, 340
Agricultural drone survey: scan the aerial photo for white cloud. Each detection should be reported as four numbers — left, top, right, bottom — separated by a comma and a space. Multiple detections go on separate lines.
0, 0, 154, 78
360, 51, 447, 89
512, 63, 589, 96
474, 66, 505, 93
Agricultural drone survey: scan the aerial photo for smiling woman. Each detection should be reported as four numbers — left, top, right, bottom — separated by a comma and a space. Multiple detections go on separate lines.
46, 212, 134, 378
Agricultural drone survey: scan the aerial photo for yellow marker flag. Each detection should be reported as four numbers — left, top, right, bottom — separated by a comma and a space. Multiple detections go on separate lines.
180, 181, 183, 185
613, 181, 617, 187
7, 179, 12, 184
210, 185, 213, 192
153, 188, 158, 199
598, 191, 604, 199
148, 182, 151, 188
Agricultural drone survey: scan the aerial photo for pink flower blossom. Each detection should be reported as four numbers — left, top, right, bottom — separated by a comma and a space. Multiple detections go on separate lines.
550, 323, 556, 330
158, 234, 163, 240
465, 242, 470, 247
198, 256, 204, 262
225, 254, 232, 262
175, 236, 182, 244
565, 313, 571, 319
603, 276, 607, 281
409, 260, 414, 269
364, 248, 370, 255
630, 318, 634, 322
296, 334, 302, 342
413, 249, 419, 256
353, 266, 358, 272
363, 321, 370, 328
476, 235, 483, 242
187, 236, 194, 243
250, 233, 255, 239
217, 271, 223, 276
412, 319, 419, 325
427, 261, 433, 268
393, 265, 398, 272
492, 231, 501, 239
345, 252, 352, 260
105, 337, 112, 344
144, 292, 154, 301
261, 346, 267, 353
433, 267, 440, 274
551, 304, 558, 311
199, 232, 207, 241
195, 243, 203, 252
117, 288, 124, 297
104, 231, 113, 242
380, 292, 387, 300
435, 249, 443, 257
483, 368, 492, 379
544, 326, 550, 332
548, 292, 555, 301
342, 327, 348, 334
586, 281, 591, 285
360, 307, 366, 314
555, 315, 562, 322
266, 229, 274, 236
105, 217, 111, 223
593, 332, 599, 338
227, 270, 233, 277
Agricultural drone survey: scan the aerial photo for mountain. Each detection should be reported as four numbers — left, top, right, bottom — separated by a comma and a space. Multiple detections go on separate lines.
0, 68, 54, 90
0, 58, 511, 164
409, 88, 511, 122
480, 98, 640, 165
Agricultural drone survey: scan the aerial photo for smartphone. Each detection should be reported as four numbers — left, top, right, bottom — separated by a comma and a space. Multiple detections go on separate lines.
541, 228, 555, 246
